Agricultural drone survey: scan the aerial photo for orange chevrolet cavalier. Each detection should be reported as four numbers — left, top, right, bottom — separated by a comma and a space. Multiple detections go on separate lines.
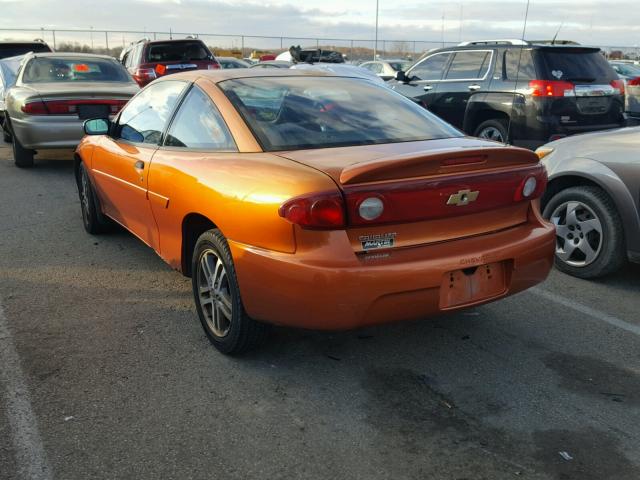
75, 69, 555, 354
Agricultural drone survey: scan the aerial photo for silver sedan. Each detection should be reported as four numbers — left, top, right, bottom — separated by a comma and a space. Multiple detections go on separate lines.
4, 52, 138, 167
537, 127, 640, 278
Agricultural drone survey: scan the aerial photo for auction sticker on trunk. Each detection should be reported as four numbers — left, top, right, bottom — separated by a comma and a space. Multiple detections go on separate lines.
359, 233, 396, 250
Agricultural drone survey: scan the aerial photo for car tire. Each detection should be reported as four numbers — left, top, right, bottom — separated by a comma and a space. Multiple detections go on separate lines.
12, 133, 34, 168
2, 129, 10, 143
78, 163, 111, 234
474, 119, 509, 144
192, 229, 270, 355
542, 186, 626, 279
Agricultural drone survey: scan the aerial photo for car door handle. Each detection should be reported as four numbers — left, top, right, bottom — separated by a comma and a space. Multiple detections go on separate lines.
468, 84, 481, 91
134, 160, 144, 170
423, 85, 434, 91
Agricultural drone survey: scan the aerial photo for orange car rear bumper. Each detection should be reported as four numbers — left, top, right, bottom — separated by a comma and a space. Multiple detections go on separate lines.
229, 214, 555, 331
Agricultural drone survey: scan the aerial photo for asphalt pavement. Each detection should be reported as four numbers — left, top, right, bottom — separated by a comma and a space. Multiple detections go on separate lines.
1, 145, 639, 480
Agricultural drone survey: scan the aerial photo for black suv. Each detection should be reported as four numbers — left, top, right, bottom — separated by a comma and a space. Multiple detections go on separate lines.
389, 40, 626, 149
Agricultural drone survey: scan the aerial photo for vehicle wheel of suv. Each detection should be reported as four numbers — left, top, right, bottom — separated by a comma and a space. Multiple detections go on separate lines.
192, 229, 270, 355
78, 163, 111, 234
12, 134, 34, 168
543, 186, 626, 279
2, 128, 10, 143
474, 119, 509, 144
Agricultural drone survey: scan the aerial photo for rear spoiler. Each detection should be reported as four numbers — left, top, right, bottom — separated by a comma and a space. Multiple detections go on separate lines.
339, 145, 539, 185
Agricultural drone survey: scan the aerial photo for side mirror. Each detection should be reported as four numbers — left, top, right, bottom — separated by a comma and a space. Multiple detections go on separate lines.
83, 118, 110, 135
394, 70, 408, 82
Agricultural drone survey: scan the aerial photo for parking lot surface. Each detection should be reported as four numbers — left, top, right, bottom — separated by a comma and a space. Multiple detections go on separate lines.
0, 145, 639, 480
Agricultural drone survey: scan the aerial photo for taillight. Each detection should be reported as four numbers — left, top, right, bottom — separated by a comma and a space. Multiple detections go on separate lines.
21, 99, 128, 115
155, 64, 167, 76
21, 100, 48, 114
207, 63, 221, 70
514, 166, 547, 202
344, 164, 548, 227
529, 80, 575, 97
628, 77, 640, 87
610, 79, 625, 95
133, 68, 157, 85
278, 191, 346, 230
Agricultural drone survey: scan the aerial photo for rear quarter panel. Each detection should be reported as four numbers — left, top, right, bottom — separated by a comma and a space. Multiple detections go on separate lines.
147, 149, 339, 270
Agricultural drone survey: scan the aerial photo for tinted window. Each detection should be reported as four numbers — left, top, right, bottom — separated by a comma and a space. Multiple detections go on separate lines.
117, 81, 186, 145
409, 53, 450, 81
445, 51, 491, 80
505, 49, 537, 81
146, 41, 212, 62
220, 76, 461, 151
22, 57, 131, 83
165, 86, 236, 150
0, 43, 50, 60
540, 50, 616, 81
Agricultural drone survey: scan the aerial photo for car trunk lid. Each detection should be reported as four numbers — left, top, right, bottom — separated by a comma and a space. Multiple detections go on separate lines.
276, 138, 545, 252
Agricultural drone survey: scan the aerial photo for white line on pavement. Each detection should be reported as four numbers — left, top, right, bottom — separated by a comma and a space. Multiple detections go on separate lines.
0, 299, 53, 480
530, 287, 640, 338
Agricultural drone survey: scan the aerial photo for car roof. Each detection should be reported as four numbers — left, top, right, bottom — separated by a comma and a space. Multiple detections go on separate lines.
25, 52, 118, 61
147, 38, 206, 44
155, 68, 343, 83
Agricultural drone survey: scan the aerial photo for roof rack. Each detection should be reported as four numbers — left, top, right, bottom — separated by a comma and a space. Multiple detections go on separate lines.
529, 40, 581, 45
458, 39, 529, 46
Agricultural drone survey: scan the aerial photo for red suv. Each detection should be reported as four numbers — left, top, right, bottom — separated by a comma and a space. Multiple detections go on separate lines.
120, 38, 220, 87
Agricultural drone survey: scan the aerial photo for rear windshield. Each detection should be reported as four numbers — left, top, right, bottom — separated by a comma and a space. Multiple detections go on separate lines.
22, 57, 131, 83
540, 49, 616, 82
219, 76, 461, 151
389, 61, 411, 71
146, 41, 212, 62
0, 43, 50, 60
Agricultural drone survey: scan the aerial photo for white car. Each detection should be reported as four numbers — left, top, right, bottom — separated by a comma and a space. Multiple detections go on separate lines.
290, 63, 385, 85
359, 59, 412, 81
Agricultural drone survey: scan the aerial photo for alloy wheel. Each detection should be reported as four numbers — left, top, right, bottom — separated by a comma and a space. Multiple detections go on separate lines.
550, 201, 603, 267
478, 126, 505, 142
197, 249, 233, 337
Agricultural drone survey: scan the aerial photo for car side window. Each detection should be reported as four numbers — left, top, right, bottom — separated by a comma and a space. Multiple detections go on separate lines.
408, 53, 450, 81
445, 51, 491, 80
116, 80, 187, 145
372, 63, 384, 74
504, 49, 537, 81
164, 86, 237, 150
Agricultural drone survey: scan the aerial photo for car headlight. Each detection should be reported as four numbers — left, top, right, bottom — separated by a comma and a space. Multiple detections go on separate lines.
535, 147, 554, 160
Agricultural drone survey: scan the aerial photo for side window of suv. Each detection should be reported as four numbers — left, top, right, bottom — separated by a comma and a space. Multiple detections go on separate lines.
116, 80, 187, 145
504, 49, 537, 81
445, 51, 492, 80
165, 86, 237, 151
409, 53, 450, 81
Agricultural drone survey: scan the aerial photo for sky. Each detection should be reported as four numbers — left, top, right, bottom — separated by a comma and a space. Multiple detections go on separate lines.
0, 0, 638, 51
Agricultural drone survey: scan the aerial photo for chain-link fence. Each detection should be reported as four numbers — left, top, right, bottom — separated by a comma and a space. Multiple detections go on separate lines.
0, 27, 461, 62
1, 28, 638, 63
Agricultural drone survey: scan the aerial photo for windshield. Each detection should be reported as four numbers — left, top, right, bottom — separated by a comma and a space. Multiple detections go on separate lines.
219, 76, 461, 151
540, 50, 616, 82
611, 63, 640, 77
146, 41, 212, 62
22, 57, 131, 83
0, 43, 49, 60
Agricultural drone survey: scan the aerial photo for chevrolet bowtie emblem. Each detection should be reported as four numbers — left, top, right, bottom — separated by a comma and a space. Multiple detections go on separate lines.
447, 189, 479, 206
